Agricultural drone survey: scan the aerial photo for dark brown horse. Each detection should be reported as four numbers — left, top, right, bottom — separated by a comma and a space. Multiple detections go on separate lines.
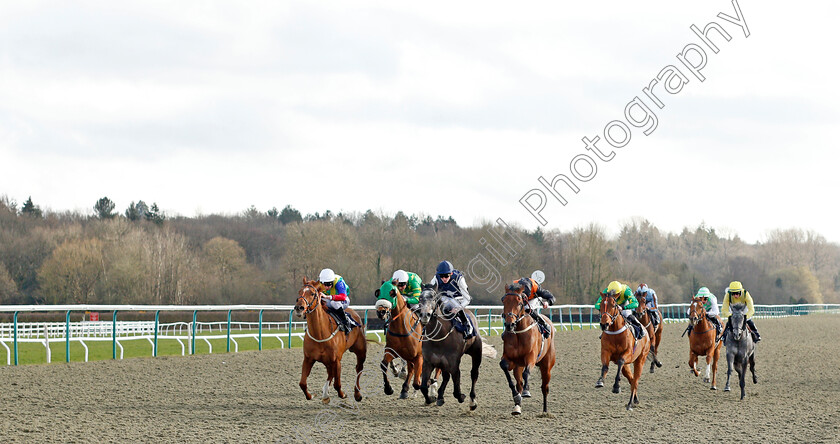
294, 278, 367, 403
500, 283, 556, 415
375, 285, 424, 399
595, 293, 650, 410
417, 285, 482, 410
635, 299, 663, 373
687, 299, 723, 390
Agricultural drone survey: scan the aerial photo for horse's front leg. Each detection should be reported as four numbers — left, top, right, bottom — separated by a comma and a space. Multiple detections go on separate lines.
749, 353, 757, 384
436, 370, 451, 406
612, 358, 625, 394
596, 350, 610, 388
380, 353, 394, 396
689, 351, 699, 377
500, 358, 521, 409
333, 360, 346, 400
738, 360, 747, 400
724, 352, 733, 392
451, 364, 466, 403
299, 357, 315, 400
703, 353, 712, 383
419, 361, 434, 405
399, 361, 414, 399
521, 365, 532, 398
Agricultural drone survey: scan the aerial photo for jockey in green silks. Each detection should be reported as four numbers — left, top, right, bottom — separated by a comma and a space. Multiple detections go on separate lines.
594, 280, 645, 339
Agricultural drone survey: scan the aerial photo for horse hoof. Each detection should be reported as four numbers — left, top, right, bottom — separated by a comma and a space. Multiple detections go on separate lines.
321, 397, 330, 405
711, 386, 717, 391
595, 381, 604, 388
436, 398, 444, 406
703, 378, 710, 383
753, 376, 758, 384
724, 386, 731, 392
626, 404, 633, 411
513, 394, 522, 404
384, 386, 394, 396
512, 405, 522, 415
304, 393, 312, 401
612, 386, 621, 394
470, 400, 477, 411
354, 392, 362, 402
399, 391, 409, 400
521, 390, 531, 398
457, 394, 466, 403
656, 361, 662, 368
649, 368, 655, 374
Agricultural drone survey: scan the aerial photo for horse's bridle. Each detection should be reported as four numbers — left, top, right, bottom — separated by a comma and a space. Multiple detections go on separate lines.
296, 284, 321, 317
600, 294, 620, 330
502, 291, 528, 328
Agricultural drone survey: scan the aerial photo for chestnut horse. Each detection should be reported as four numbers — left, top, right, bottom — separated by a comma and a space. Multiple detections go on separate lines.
595, 293, 650, 410
687, 299, 723, 390
500, 283, 556, 415
635, 299, 663, 373
375, 285, 424, 399
294, 278, 367, 403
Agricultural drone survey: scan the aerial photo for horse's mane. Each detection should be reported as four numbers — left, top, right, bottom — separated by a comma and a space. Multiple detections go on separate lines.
731, 303, 747, 314
507, 283, 523, 293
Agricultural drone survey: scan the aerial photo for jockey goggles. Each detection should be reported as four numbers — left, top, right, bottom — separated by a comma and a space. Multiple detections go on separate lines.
322, 281, 333, 287
438, 273, 451, 279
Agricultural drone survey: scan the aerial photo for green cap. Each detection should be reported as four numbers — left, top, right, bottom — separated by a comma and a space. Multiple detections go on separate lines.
695, 287, 712, 299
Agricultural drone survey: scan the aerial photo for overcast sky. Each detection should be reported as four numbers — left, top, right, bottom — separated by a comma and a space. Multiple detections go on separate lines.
1, 0, 838, 243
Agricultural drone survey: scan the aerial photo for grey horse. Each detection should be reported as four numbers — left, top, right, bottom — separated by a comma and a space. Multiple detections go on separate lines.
417, 284, 482, 410
724, 303, 757, 399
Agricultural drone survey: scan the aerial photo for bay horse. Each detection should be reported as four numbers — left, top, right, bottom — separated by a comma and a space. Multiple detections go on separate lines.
417, 285, 482, 410
500, 283, 556, 415
374, 285, 424, 399
635, 299, 663, 373
687, 299, 723, 390
724, 303, 757, 399
595, 293, 650, 410
294, 278, 367, 404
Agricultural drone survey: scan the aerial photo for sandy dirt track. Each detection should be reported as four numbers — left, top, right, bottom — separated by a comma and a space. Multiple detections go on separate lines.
1, 315, 839, 443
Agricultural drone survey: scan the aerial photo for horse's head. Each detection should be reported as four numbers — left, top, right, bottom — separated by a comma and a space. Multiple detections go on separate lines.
502, 283, 527, 333
635, 298, 649, 317
730, 303, 748, 340
374, 280, 401, 321
688, 299, 706, 327
599, 293, 620, 331
295, 277, 321, 319
418, 284, 438, 326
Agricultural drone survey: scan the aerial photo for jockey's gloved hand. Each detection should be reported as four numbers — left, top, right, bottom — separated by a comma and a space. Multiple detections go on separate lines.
545, 296, 556, 306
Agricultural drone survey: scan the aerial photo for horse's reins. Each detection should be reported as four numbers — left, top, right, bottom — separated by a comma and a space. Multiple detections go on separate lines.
502, 292, 532, 333
386, 303, 422, 338
421, 298, 456, 342
297, 284, 341, 343
689, 302, 716, 335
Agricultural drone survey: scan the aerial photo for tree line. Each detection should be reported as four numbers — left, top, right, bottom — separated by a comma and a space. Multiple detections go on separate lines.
1, 195, 838, 307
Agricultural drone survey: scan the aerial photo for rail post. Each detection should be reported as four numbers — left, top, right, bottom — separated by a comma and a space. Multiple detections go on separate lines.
568, 306, 573, 330
13, 311, 18, 366
191, 311, 197, 355
226, 310, 232, 353
154, 310, 160, 357
487, 308, 492, 336
112, 310, 118, 360
66, 310, 71, 363
288, 310, 293, 348
258, 309, 264, 351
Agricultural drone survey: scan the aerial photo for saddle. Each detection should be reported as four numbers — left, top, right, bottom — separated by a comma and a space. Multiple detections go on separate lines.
450, 310, 477, 339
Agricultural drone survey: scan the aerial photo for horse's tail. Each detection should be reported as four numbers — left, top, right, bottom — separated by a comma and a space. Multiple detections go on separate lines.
481, 341, 497, 359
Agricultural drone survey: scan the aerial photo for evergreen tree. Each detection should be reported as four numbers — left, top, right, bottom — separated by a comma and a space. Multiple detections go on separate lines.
20, 196, 42, 218
94, 197, 116, 219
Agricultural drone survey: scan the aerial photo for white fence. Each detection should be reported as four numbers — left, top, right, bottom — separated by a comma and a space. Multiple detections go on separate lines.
1, 303, 838, 365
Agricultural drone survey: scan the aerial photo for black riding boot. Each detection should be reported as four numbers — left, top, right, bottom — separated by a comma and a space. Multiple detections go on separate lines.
708, 315, 722, 341
334, 307, 352, 334
530, 311, 550, 338
456, 310, 474, 338
626, 314, 644, 339
746, 318, 761, 342
649, 310, 660, 330
720, 320, 730, 343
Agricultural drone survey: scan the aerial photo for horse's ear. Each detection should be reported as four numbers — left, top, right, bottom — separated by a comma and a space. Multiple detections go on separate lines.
423, 283, 434, 290
381, 279, 386, 285
302, 277, 308, 285
374, 289, 380, 298
390, 289, 397, 297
